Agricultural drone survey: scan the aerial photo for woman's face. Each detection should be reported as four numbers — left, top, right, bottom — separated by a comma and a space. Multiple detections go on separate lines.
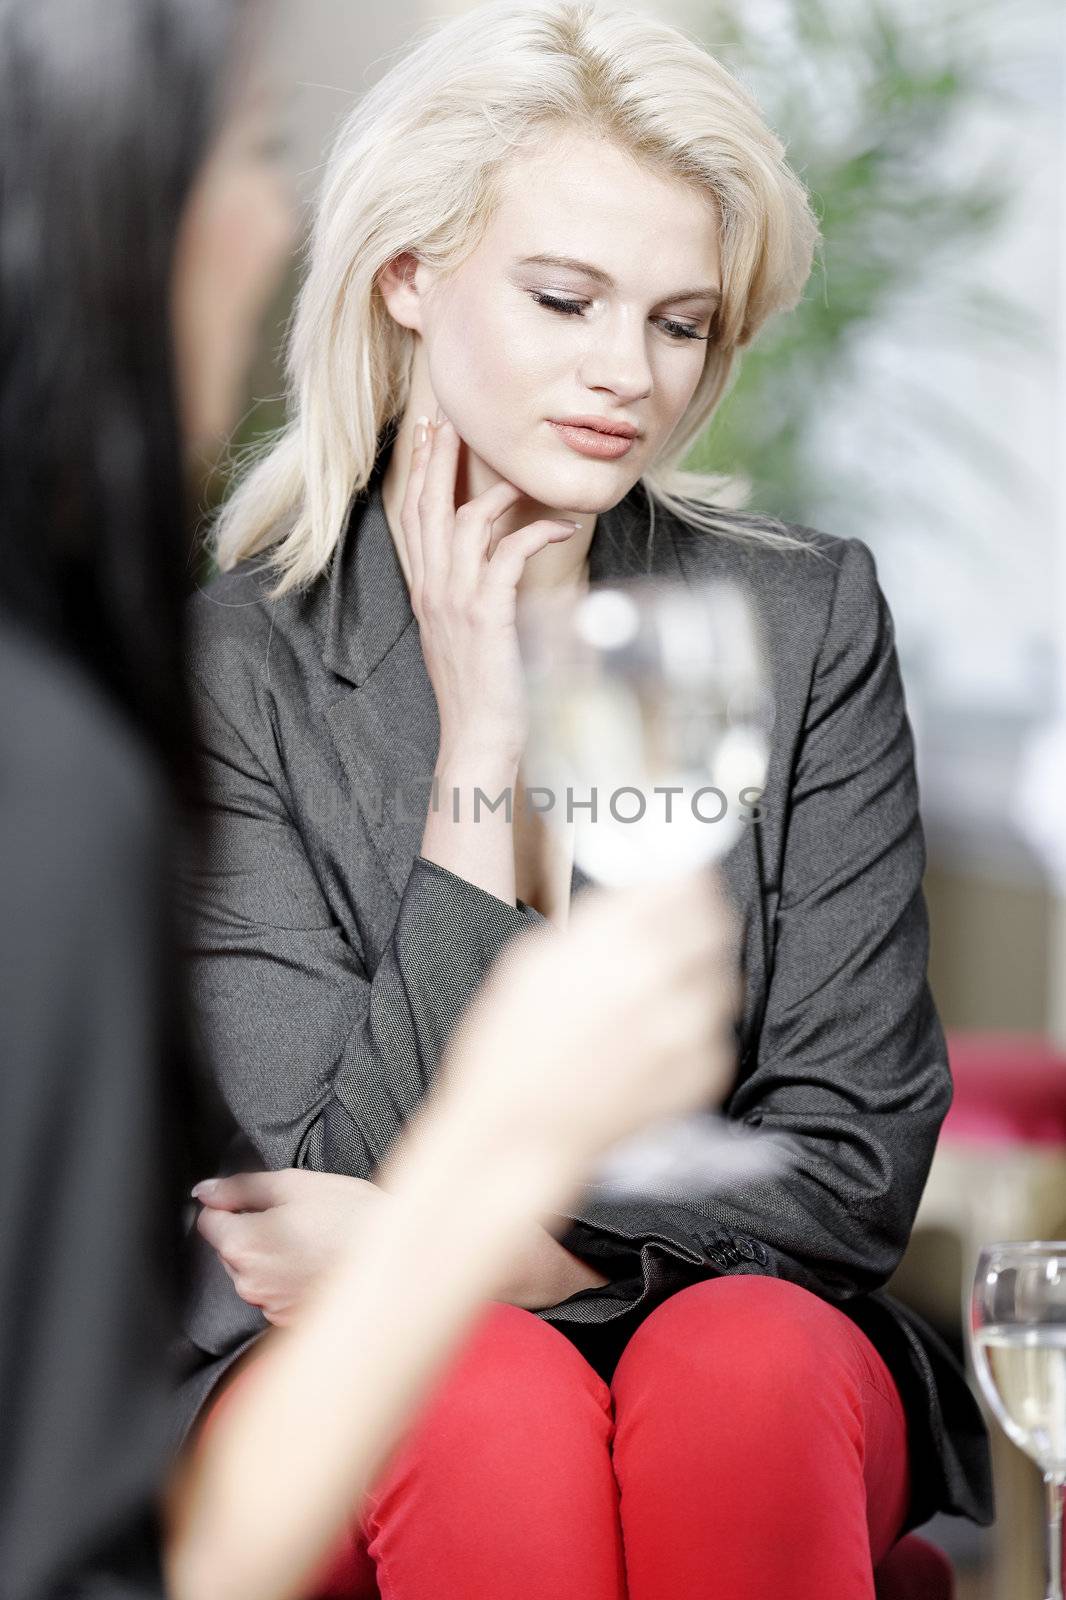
171, 42, 296, 457
391, 128, 722, 513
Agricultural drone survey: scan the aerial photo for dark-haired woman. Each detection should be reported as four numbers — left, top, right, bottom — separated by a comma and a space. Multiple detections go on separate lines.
0, 1, 290, 1591
0, 8, 733, 1599
0, 3, 293, 1592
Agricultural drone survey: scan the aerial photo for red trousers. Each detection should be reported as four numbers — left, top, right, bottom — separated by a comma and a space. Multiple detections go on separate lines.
202, 1276, 911, 1599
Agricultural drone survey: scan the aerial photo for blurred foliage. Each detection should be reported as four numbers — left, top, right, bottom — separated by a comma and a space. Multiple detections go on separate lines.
687, 0, 1050, 529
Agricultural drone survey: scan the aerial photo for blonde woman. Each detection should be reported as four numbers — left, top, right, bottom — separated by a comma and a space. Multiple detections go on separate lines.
178, 3, 993, 1595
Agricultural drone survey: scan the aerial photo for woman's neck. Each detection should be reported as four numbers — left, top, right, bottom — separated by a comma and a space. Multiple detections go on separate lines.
513, 529, 592, 597
380, 420, 595, 598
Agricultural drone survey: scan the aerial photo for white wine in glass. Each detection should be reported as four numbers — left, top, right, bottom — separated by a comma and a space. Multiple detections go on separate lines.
971, 1241, 1066, 1599
516, 575, 783, 1196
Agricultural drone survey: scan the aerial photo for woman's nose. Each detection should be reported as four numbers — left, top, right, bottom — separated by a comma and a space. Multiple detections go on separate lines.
577, 310, 654, 404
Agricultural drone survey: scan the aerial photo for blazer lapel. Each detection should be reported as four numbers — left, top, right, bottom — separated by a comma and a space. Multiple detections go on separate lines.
322, 462, 677, 905
323, 464, 437, 900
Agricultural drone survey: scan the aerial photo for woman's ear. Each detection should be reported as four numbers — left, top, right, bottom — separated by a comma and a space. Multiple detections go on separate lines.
377, 250, 428, 333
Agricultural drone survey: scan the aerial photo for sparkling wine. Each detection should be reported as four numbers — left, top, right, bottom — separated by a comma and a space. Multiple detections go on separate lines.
975, 1324, 1066, 1474
971, 1244, 1066, 1599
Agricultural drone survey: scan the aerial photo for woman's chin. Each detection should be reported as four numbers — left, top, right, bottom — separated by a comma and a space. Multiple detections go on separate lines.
500, 448, 641, 515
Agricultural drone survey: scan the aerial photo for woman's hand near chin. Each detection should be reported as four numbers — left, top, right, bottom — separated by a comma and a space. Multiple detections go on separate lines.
401, 407, 578, 770
193, 1170, 387, 1327
403, 406, 579, 904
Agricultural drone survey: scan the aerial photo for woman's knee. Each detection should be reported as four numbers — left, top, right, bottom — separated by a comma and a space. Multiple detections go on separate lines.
364, 1302, 624, 1581
611, 1275, 874, 1426
387, 1300, 614, 1468
609, 1277, 911, 1567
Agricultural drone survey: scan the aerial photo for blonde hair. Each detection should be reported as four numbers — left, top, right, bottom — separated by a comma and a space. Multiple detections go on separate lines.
215, 0, 822, 592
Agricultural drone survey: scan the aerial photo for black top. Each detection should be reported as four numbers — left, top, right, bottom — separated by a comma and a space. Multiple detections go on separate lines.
0, 617, 172, 1600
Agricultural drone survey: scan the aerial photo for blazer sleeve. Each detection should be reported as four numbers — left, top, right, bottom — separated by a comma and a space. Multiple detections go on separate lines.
548, 536, 952, 1325
181, 667, 543, 1176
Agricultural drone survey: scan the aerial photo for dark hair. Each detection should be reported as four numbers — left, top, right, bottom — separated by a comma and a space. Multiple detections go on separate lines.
0, 0, 254, 1256
0, 0, 247, 783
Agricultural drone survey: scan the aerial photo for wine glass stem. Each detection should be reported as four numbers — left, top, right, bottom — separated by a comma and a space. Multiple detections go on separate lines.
1046, 1474, 1066, 1600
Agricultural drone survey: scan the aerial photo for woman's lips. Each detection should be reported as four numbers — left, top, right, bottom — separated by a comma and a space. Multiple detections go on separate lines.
547, 421, 637, 460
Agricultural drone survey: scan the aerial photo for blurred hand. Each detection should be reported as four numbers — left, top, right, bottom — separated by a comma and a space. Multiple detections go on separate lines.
194, 870, 739, 1324
438, 866, 741, 1177
194, 1170, 386, 1327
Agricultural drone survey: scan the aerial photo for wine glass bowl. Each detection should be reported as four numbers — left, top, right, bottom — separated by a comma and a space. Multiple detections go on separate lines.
970, 1241, 1066, 1598
515, 574, 782, 1197
517, 576, 774, 888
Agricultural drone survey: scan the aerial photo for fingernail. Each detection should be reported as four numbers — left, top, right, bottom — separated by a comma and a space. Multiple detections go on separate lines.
413, 416, 429, 448
191, 1179, 218, 1200
434, 405, 445, 425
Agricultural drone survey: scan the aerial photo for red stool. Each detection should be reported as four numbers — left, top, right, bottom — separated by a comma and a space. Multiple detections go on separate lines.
874, 1533, 955, 1599
943, 1031, 1066, 1146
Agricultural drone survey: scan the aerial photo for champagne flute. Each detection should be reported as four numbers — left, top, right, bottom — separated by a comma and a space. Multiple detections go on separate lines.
516, 574, 784, 1195
970, 1241, 1066, 1599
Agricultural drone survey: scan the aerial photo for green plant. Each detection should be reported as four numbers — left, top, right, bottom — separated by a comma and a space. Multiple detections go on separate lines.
689, 0, 1049, 533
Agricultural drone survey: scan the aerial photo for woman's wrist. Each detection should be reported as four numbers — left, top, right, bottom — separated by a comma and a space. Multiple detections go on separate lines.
435, 743, 521, 794
420, 745, 522, 903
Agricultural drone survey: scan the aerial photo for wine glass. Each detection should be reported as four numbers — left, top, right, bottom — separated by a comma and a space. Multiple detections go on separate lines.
515, 574, 784, 1195
970, 1241, 1066, 1599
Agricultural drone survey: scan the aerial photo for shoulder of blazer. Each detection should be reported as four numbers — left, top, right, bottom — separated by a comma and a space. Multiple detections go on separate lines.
184, 547, 328, 713
658, 497, 867, 654
185, 550, 308, 648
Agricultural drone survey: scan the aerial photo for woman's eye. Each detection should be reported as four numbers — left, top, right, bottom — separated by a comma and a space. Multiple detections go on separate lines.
659, 318, 708, 343
531, 291, 586, 317
529, 292, 708, 343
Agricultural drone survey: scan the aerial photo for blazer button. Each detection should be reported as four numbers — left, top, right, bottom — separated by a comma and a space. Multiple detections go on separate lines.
734, 1238, 757, 1261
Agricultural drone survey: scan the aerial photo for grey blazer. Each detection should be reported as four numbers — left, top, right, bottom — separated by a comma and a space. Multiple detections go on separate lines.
175, 443, 993, 1535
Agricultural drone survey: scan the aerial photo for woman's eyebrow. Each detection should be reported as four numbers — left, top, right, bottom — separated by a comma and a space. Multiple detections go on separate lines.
513, 253, 722, 305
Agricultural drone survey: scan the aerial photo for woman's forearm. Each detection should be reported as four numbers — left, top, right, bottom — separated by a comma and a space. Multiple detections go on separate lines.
419, 747, 520, 904
165, 1083, 574, 1600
